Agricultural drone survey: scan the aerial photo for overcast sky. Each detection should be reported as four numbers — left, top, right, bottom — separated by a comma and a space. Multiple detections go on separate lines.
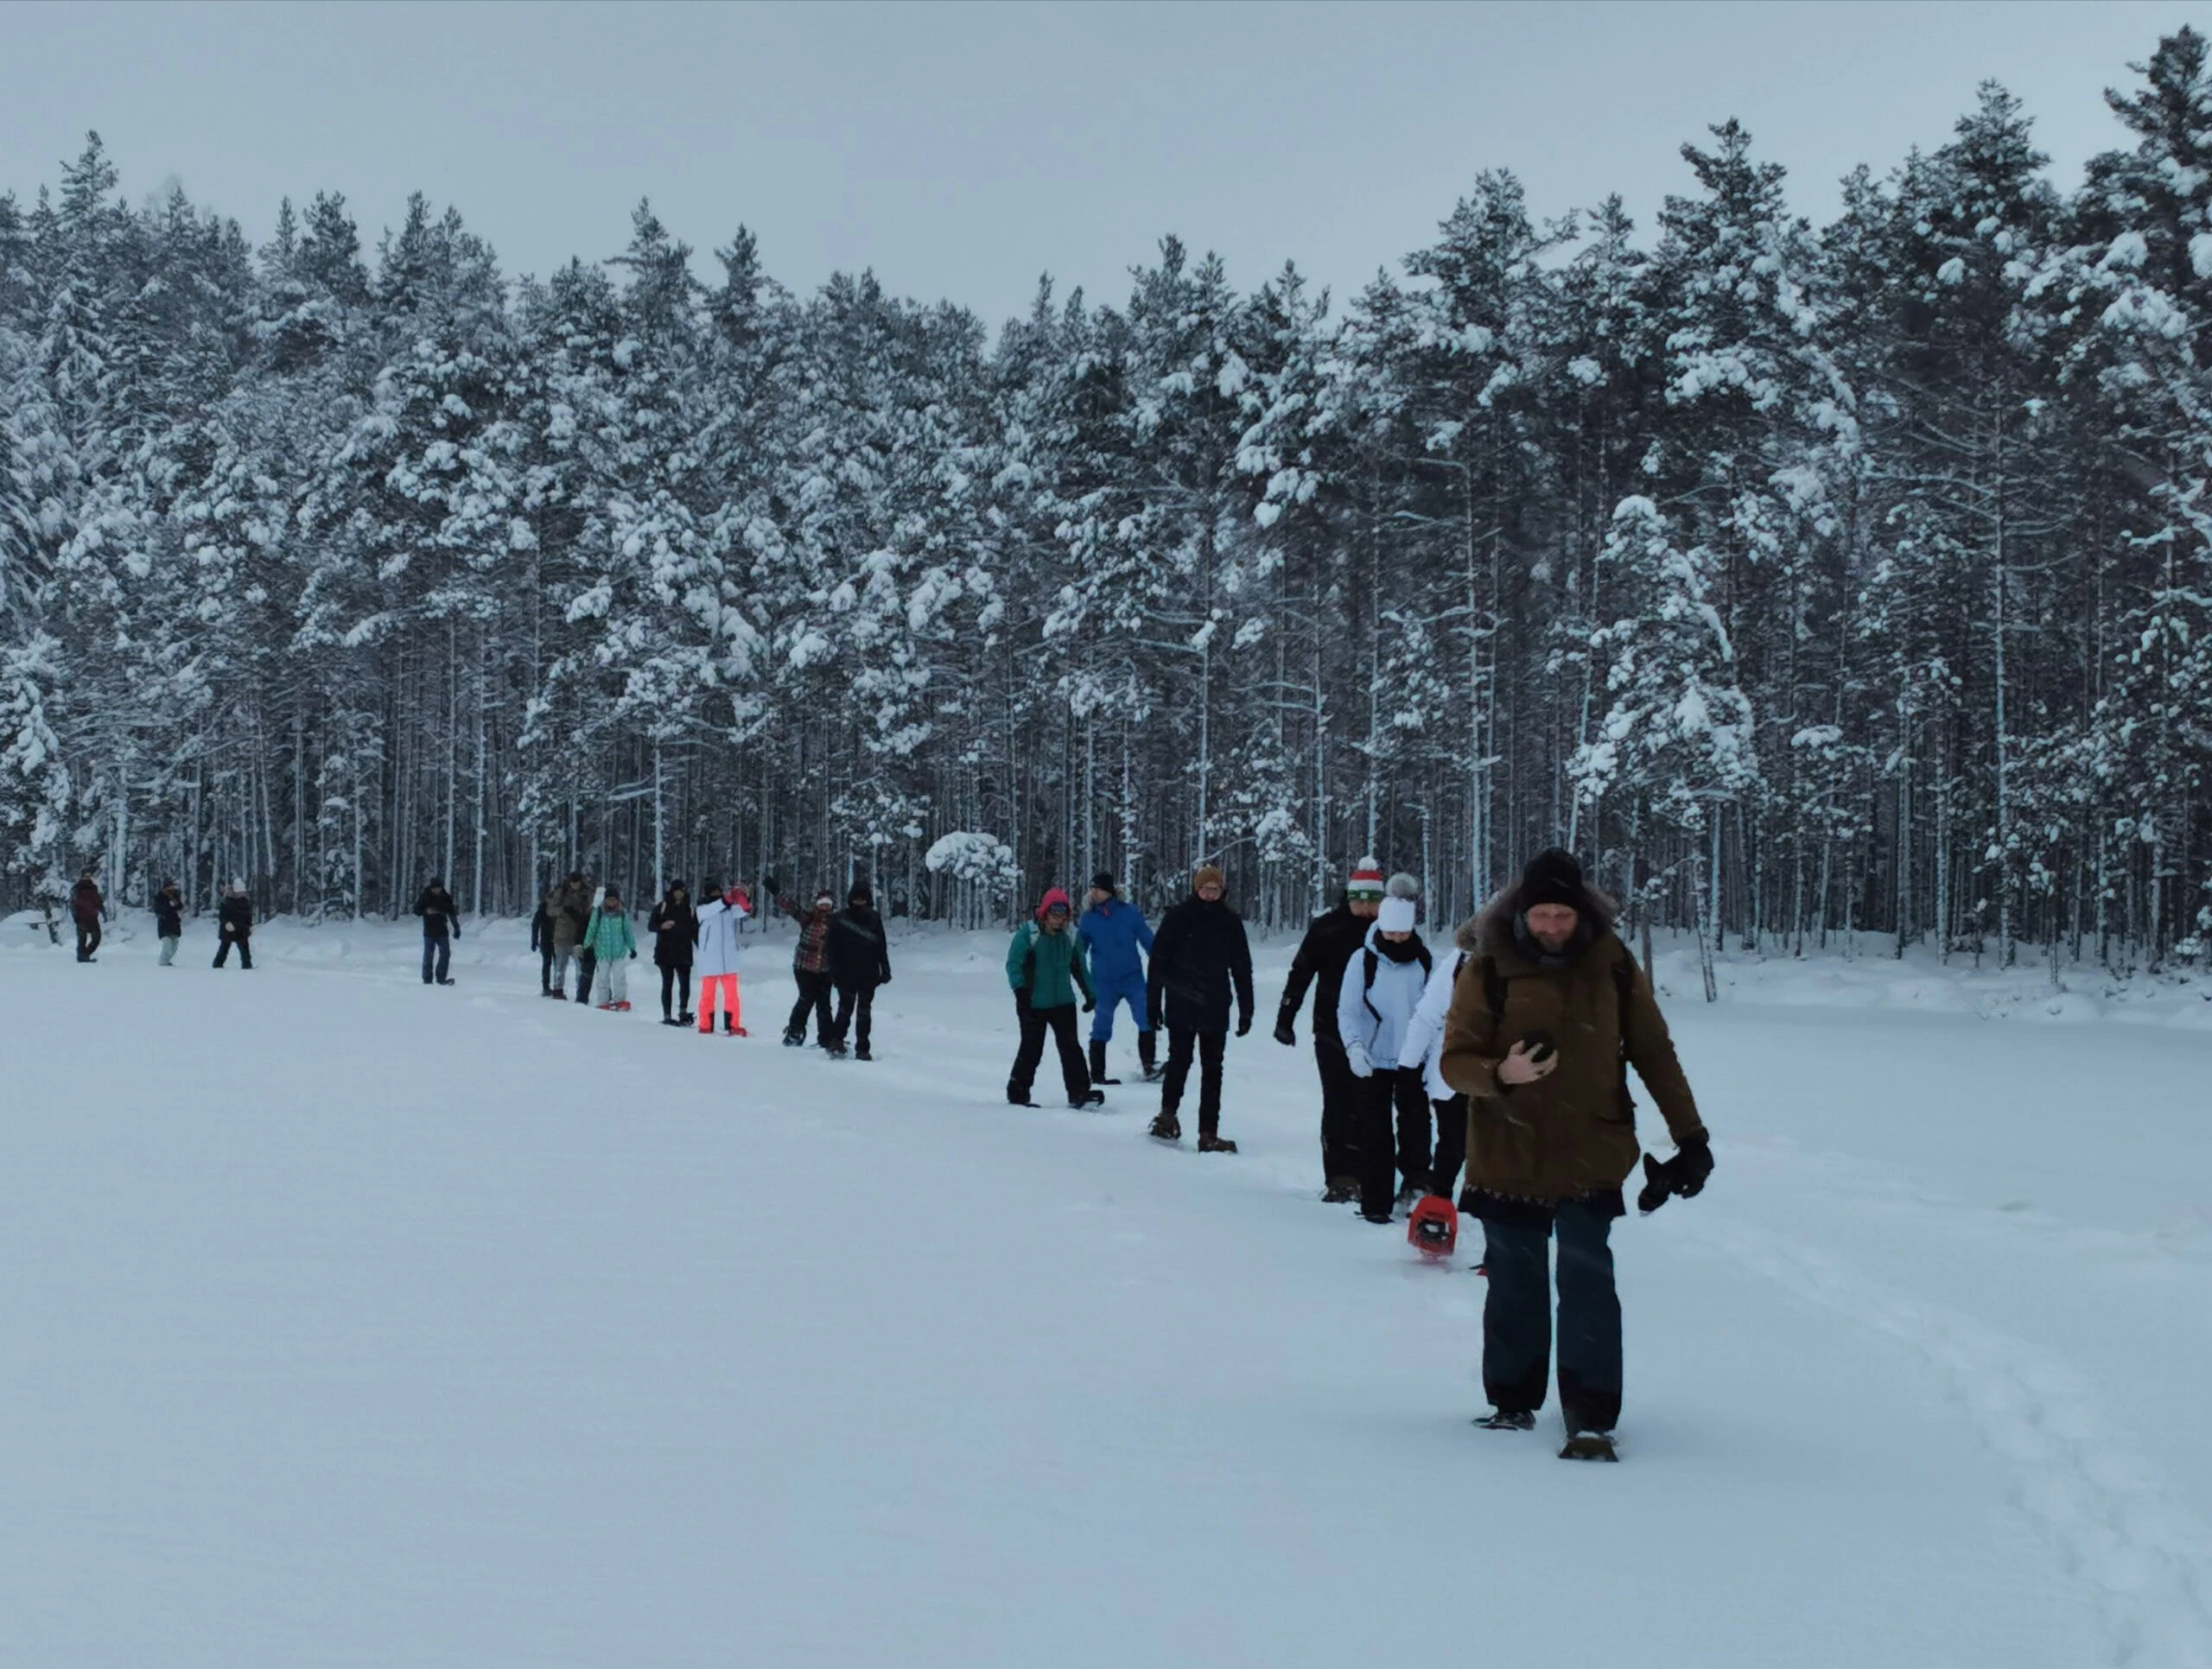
5, 0, 2209, 327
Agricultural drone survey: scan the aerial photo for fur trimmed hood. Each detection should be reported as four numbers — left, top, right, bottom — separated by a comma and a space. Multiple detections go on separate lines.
1456, 875, 1620, 960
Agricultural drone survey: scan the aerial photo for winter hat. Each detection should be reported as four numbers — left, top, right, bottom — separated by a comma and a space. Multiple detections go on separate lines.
669, 878, 688, 894
1192, 864, 1225, 893
813, 886, 836, 908
1037, 886, 1074, 919
1518, 847, 1591, 913
1347, 857, 1385, 903
1090, 871, 1118, 895
230, 879, 246, 893
1378, 895, 1418, 934
849, 881, 873, 906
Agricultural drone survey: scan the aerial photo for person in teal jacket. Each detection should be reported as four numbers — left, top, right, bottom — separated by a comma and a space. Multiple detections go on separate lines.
586, 885, 639, 1010
1005, 886, 1102, 1107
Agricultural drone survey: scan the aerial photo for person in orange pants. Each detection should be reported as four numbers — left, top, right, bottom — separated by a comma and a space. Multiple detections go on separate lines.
695, 878, 749, 1035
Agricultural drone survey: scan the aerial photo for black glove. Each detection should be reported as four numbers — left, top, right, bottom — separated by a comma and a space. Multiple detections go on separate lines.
1014, 987, 1030, 1014
1273, 1012, 1296, 1047
1082, 996, 1096, 1013
1236, 1012, 1251, 1038
629, 949, 637, 960
1637, 1135, 1714, 1215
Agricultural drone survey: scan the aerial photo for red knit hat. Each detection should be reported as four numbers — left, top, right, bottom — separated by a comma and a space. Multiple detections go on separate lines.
1036, 886, 1074, 920
1347, 857, 1384, 902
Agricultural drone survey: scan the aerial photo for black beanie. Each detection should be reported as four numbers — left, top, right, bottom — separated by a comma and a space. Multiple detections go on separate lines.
849, 882, 873, 906
1090, 871, 1118, 894
1519, 848, 1589, 911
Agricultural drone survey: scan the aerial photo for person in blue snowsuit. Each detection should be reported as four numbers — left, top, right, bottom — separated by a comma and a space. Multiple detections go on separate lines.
1077, 872, 1157, 1085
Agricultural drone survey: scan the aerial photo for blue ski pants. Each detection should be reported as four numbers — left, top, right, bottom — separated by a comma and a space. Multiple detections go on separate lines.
1090, 972, 1152, 1043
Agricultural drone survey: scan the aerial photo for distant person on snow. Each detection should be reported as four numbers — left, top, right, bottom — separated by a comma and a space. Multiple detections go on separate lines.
1144, 864, 1254, 1152
1395, 910, 1474, 1207
548, 873, 590, 1000
772, 880, 838, 1048
531, 886, 556, 995
1440, 847, 1712, 1459
1005, 887, 1101, 1108
413, 877, 461, 986
213, 880, 254, 969
648, 880, 699, 1026
583, 885, 638, 1011
1276, 857, 1387, 1202
1077, 872, 1156, 1086
71, 870, 103, 962
825, 881, 892, 1060
153, 880, 184, 966
692, 879, 750, 1036
1335, 873, 1432, 1223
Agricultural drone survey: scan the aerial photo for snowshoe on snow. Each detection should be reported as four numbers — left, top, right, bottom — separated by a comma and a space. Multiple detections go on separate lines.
436, 977, 456, 987
541, 989, 565, 1000
1360, 1209, 1395, 1226
782, 1031, 805, 1048
1559, 1431, 1619, 1463
615, 1000, 632, 1012
677, 1012, 695, 1025
1070, 1088, 1106, 1109
660, 1017, 684, 1028
1195, 1133, 1238, 1154
854, 1046, 872, 1062
1408, 1195, 1459, 1259
1148, 1111, 1181, 1142
1321, 1177, 1357, 1204
1476, 1409, 1536, 1432
825, 1042, 849, 1059
1087, 1040, 1121, 1086
1007, 1084, 1041, 1108
596, 1002, 619, 1012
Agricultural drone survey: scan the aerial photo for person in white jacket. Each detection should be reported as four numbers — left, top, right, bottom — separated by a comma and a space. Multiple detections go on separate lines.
1334, 874, 1434, 1224
694, 879, 751, 1037
1398, 931, 1473, 1206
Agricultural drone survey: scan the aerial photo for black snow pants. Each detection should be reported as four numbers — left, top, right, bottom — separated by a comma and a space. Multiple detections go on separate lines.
1314, 1032, 1363, 1184
1428, 1091, 1469, 1199
1354, 1066, 1432, 1219
1479, 1201, 1624, 1434
660, 964, 691, 1020
1160, 1025, 1227, 1136
832, 983, 874, 1053
786, 968, 834, 1043
213, 933, 252, 969
1010, 1000, 1090, 1103
75, 919, 101, 961
421, 931, 450, 984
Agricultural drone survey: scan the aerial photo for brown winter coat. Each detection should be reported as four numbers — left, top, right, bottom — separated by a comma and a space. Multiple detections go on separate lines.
1440, 893, 1705, 1212
550, 882, 589, 951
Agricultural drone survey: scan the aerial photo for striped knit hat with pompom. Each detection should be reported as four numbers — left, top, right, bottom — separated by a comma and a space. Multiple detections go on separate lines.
1347, 858, 1385, 903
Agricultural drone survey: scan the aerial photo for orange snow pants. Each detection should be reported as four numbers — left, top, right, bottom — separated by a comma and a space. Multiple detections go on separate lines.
698, 974, 741, 1033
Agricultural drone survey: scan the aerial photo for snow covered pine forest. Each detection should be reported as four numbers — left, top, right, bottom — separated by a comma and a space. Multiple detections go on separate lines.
3, 32, 2212, 974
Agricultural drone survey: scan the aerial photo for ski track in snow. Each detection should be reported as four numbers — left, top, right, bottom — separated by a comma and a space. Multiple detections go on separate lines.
1688, 1208, 2212, 1669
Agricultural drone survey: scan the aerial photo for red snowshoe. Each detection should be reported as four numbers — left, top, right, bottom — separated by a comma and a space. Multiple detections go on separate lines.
1407, 1195, 1459, 1260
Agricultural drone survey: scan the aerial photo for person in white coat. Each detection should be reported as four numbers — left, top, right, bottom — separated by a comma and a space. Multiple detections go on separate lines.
1398, 930, 1473, 1206
694, 879, 751, 1037
1334, 874, 1434, 1224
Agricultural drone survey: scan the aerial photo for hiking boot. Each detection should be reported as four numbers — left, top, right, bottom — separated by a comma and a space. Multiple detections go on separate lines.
1322, 1176, 1357, 1204
1087, 1039, 1121, 1086
1148, 1111, 1181, 1141
854, 1046, 872, 1062
1477, 1409, 1536, 1432
1196, 1133, 1238, 1154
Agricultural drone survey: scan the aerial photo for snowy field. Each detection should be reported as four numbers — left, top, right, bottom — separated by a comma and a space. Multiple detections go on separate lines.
4, 914, 2210, 1667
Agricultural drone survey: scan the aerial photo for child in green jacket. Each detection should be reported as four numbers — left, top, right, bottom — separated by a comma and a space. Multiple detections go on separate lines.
587, 887, 639, 1010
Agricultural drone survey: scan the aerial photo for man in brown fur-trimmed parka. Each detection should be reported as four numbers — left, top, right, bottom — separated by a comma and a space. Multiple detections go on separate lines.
1440, 847, 1713, 1454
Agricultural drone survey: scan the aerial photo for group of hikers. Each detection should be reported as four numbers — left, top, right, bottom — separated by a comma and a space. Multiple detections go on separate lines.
60, 839, 1712, 1453
527, 871, 891, 1055
1002, 846, 1714, 1457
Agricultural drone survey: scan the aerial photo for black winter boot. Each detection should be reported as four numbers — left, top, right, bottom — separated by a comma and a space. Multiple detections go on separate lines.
1149, 1110, 1180, 1142
1138, 1031, 1162, 1082
1088, 1038, 1121, 1086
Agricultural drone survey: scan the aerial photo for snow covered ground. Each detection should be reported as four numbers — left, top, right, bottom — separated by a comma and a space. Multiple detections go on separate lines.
4, 914, 2209, 1667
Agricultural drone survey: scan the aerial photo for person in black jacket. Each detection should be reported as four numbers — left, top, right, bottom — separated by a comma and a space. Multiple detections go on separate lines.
71, 870, 104, 962
154, 880, 184, 966
825, 880, 893, 1060
1275, 857, 1386, 1200
1145, 865, 1255, 1152
530, 887, 556, 994
413, 878, 461, 985
213, 880, 254, 969
648, 880, 699, 1026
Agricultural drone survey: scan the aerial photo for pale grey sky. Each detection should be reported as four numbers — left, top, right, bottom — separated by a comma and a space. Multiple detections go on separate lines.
3, 0, 2208, 327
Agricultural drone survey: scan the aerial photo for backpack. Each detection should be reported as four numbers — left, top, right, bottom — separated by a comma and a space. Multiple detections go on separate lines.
1360, 938, 1434, 1025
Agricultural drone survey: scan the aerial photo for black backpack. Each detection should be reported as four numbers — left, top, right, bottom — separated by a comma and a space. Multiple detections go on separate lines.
1359, 938, 1434, 1024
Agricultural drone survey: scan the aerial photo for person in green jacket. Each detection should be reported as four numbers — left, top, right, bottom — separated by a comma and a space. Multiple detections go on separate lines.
585, 885, 639, 1011
1005, 886, 1103, 1108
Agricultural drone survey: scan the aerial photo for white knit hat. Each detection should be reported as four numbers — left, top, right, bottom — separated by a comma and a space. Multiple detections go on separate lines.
1378, 895, 1418, 934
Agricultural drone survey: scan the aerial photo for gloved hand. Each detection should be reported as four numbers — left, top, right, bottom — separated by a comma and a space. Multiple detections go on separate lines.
1273, 1012, 1296, 1047
1082, 996, 1096, 1013
1637, 1134, 1713, 1215
1013, 987, 1031, 1014
1346, 1041, 1373, 1079
629, 949, 637, 960
880, 972, 892, 986
1236, 1012, 1251, 1038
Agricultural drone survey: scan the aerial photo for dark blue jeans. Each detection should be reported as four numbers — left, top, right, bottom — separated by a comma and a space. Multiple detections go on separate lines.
1479, 1200, 1623, 1433
422, 932, 450, 983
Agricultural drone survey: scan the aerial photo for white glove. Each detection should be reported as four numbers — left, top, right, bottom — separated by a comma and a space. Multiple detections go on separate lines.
1346, 1041, 1373, 1079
